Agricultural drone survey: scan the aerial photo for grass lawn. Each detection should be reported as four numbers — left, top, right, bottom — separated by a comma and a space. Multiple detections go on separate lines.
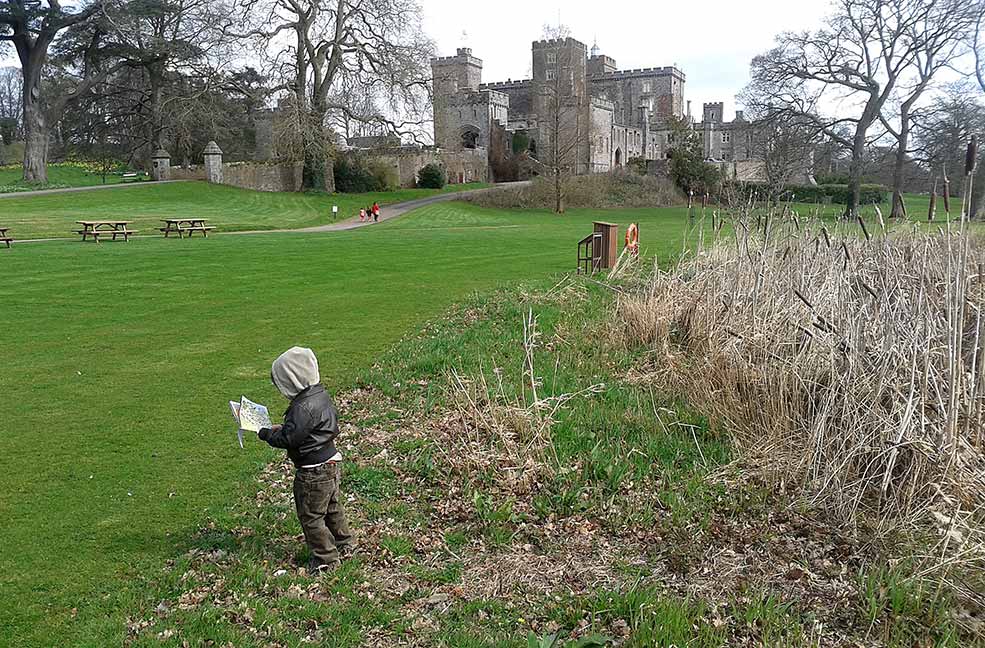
0, 162, 143, 193
0, 180, 488, 239
0, 201, 694, 647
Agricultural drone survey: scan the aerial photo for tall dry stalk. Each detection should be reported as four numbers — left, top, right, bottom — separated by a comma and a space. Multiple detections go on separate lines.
615, 206, 985, 593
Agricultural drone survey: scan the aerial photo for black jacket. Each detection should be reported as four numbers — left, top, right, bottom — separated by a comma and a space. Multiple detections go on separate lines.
259, 384, 340, 467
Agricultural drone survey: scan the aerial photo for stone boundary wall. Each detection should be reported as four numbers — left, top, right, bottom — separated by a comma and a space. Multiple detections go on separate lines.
169, 166, 207, 181
360, 148, 489, 187
222, 162, 303, 193
169, 161, 302, 192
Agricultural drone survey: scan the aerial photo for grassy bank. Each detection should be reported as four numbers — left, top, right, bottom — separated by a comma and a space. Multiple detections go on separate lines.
0, 162, 144, 192
113, 278, 967, 647
0, 202, 694, 646
0, 180, 488, 239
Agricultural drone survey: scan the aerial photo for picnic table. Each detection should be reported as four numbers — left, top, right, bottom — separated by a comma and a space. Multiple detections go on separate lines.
0, 227, 11, 248
159, 218, 214, 238
76, 220, 137, 242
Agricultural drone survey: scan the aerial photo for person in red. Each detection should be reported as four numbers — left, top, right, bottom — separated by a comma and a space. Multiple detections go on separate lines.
372, 202, 380, 223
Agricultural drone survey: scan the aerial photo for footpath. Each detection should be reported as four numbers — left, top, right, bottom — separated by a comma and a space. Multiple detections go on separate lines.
11, 182, 528, 244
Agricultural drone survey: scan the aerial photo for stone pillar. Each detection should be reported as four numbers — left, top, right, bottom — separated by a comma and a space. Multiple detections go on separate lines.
151, 149, 171, 181
203, 141, 223, 184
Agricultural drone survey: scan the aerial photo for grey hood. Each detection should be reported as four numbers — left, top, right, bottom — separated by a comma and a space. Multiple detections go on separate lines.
271, 346, 320, 399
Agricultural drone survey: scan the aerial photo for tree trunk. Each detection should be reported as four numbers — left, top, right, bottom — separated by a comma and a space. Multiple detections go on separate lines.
148, 66, 166, 163
554, 167, 563, 214
22, 98, 48, 184
890, 111, 910, 219
844, 133, 867, 219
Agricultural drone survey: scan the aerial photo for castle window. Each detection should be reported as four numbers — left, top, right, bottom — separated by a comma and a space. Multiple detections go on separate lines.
546, 51, 557, 64
642, 81, 651, 93
722, 132, 731, 143
546, 69, 557, 81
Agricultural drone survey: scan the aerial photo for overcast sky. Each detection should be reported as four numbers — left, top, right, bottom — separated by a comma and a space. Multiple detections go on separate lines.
2, 0, 835, 118
420, 0, 832, 119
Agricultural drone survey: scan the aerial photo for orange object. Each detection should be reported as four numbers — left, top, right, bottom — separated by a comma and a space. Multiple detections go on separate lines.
625, 223, 639, 257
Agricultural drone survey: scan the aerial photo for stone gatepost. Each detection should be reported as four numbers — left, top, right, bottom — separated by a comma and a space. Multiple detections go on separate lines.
151, 149, 171, 181
203, 141, 223, 184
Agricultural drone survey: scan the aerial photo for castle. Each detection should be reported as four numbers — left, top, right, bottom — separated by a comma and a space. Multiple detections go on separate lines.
430, 37, 759, 178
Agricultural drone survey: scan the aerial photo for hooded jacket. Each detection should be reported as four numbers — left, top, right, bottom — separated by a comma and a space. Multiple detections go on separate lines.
259, 347, 340, 467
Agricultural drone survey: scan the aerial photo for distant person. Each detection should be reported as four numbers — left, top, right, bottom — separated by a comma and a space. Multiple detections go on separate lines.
359, 208, 366, 222
372, 202, 380, 223
258, 347, 354, 573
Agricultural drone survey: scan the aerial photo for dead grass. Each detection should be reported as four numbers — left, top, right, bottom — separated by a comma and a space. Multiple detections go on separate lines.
614, 208, 985, 628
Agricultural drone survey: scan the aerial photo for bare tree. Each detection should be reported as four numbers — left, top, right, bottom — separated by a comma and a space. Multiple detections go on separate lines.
0, 65, 21, 148
536, 25, 587, 214
745, 0, 938, 217
915, 84, 985, 217
237, 0, 433, 190
97, 0, 237, 162
748, 112, 816, 204
0, 0, 121, 183
974, 1, 985, 94
879, 0, 978, 218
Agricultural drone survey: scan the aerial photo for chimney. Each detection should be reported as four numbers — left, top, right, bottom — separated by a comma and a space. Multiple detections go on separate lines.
687, 100, 692, 118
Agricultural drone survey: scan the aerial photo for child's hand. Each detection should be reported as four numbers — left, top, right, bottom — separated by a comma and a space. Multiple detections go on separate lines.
270, 424, 283, 433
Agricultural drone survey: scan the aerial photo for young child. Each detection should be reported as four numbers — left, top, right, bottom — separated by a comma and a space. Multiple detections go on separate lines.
259, 346, 354, 573
372, 202, 380, 223
359, 208, 366, 222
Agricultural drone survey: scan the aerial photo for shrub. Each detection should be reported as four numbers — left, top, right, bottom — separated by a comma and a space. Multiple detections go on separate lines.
334, 155, 385, 193
511, 131, 530, 155
367, 159, 399, 191
467, 172, 681, 210
417, 163, 446, 189
725, 181, 888, 205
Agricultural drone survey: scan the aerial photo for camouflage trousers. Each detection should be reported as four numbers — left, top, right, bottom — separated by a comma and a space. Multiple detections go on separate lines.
293, 462, 353, 568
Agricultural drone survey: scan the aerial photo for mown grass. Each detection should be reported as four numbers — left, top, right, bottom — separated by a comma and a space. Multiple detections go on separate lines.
0, 179, 488, 238
2, 191, 970, 646
0, 201, 696, 646
108, 274, 966, 647
106, 280, 742, 647
0, 162, 142, 192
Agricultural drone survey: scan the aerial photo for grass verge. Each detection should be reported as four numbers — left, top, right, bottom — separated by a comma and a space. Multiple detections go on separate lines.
111, 278, 971, 647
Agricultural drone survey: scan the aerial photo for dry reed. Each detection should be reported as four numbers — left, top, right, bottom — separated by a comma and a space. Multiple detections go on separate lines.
615, 210, 985, 594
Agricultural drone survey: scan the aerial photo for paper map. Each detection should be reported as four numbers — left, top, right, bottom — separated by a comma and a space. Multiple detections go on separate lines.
229, 396, 272, 447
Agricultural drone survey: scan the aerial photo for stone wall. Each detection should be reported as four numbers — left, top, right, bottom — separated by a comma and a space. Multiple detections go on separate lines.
169, 165, 207, 181
358, 147, 489, 187
170, 161, 302, 192
222, 162, 303, 193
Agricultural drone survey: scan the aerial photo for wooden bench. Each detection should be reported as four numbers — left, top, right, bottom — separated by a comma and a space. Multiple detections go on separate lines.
121, 172, 145, 183
160, 218, 214, 238
76, 221, 137, 242
0, 227, 11, 249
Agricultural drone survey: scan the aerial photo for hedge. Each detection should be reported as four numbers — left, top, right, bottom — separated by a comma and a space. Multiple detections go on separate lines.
728, 182, 888, 205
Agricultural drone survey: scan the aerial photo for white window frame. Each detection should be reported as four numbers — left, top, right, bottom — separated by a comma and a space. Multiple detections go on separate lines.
546, 51, 557, 65
546, 68, 557, 81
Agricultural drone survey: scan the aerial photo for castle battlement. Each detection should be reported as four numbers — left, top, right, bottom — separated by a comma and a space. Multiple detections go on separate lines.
532, 37, 586, 49
589, 66, 685, 80
480, 79, 532, 89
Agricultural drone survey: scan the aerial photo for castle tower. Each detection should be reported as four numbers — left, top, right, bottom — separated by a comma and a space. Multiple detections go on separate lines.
702, 102, 724, 124
532, 37, 591, 173
431, 48, 483, 148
